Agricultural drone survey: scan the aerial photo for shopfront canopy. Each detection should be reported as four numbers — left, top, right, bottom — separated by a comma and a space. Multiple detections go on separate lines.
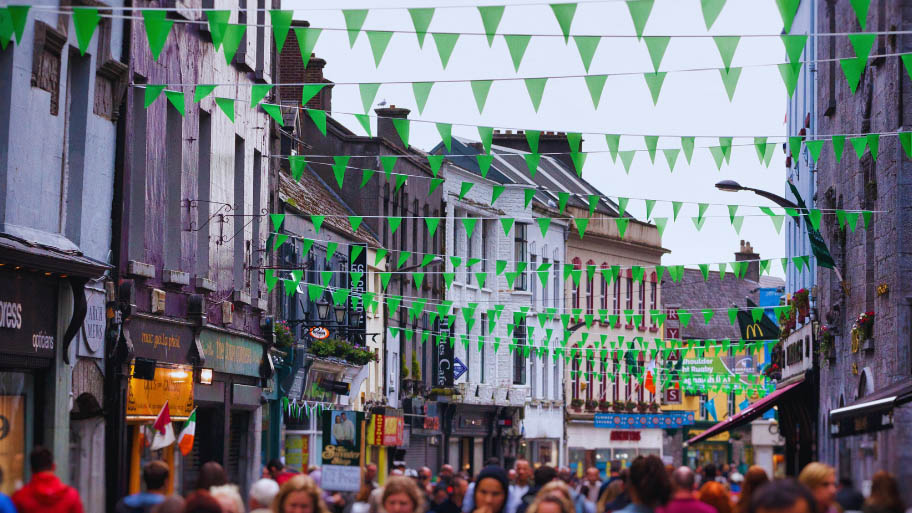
829, 379, 912, 437
685, 378, 804, 445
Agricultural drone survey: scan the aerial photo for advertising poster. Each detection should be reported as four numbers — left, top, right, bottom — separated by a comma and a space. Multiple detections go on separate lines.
321, 410, 363, 491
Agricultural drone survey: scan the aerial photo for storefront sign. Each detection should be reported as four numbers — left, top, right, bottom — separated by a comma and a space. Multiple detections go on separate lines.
664, 388, 682, 404
128, 317, 193, 363
126, 364, 194, 418
0, 269, 58, 358
348, 244, 367, 345
687, 428, 730, 443
436, 320, 454, 387
78, 288, 106, 358
321, 410, 363, 491
0, 395, 25, 496
610, 430, 641, 441
285, 434, 309, 472
593, 412, 695, 429
368, 414, 404, 446
199, 330, 264, 377
309, 327, 329, 339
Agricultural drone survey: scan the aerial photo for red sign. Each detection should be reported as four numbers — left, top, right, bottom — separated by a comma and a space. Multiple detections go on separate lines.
372, 414, 404, 446
610, 430, 641, 441
666, 309, 679, 320
665, 327, 680, 339
665, 388, 682, 404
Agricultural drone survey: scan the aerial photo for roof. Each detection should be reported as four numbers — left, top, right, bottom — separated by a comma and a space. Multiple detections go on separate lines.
0, 234, 111, 278
758, 275, 786, 288
661, 268, 765, 340
431, 136, 627, 218
279, 168, 381, 246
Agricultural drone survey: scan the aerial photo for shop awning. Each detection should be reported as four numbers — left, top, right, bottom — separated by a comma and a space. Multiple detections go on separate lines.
685, 378, 804, 445
828, 379, 912, 437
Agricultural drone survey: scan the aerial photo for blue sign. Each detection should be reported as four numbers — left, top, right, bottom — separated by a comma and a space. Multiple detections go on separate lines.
593, 412, 696, 429
453, 357, 467, 380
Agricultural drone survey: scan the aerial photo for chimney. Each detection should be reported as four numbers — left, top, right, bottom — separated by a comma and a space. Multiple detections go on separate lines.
491, 130, 580, 170
277, 20, 333, 112
375, 106, 410, 148
735, 240, 760, 282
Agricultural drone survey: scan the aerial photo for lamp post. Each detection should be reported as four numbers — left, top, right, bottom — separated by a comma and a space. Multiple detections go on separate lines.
714, 180, 799, 209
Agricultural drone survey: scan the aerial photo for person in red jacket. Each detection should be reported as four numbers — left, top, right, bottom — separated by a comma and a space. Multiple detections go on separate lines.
12, 446, 84, 513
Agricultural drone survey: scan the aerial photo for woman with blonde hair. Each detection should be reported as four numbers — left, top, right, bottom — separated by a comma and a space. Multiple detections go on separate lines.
538, 481, 573, 503
274, 474, 333, 513
862, 471, 905, 513
734, 466, 768, 513
597, 481, 624, 513
527, 493, 576, 513
697, 482, 732, 513
381, 476, 426, 513
798, 463, 838, 513
210, 484, 245, 513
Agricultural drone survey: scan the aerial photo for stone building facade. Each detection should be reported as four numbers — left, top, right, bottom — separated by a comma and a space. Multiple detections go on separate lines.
813, 0, 912, 500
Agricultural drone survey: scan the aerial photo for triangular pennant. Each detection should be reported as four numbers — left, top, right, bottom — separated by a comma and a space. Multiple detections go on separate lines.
899, 132, 912, 160
770, 215, 785, 234
573, 35, 601, 72
524, 188, 536, 208
671, 201, 683, 221
626, 0, 654, 40
142, 11, 174, 62
353, 113, 371, 136
492, 185, 506, 205
288, 156, 306, 181
477, 5, 505, 47
269, 10, 293, 52
645, 199, 656, 219
775, 0, 800, 32
550, 3, 577, 43
144, 85, 166, 109
654, 217, 668, 237
164, 90, 185, 116
461, 217, 479, 238
701, 0, 727, 29
408, 8, 435, 48
392, 118, 410, 147
643, 36, 670, 72
850, 136, 868, 159
832, 135, 846, 162
470, 80, 493, 114
459, 182, 475, 200
220, 24, 247, 65
479, 126, 494, 154
307, 109, 327, 136
300, 83, 327, 107
193, 85, 217, 104
619, 151, 636, 174
849, 0, 871, 29
342, 9, 368, 47
366, 31, 393, 67
605, 135, 621, 162
571, 152, 587, 176
583, 75, 609, 109
713, 36, 740, 72
477, 154, 494, 178
849, 33, 876, 67
681, 136, 695, 164
72, 7, 100, 56
866, 133, 880, 161
719, 67, 742, 101
500, 218, 515, 236
294, 27, 322, 69
360, 168, 376, 189
536, 217, 552, 238
732, 216, 744, 234
709, 147, 725, 169
574, 218, 589, 238
778, 62, 802, 98
524, 78, 547, 112
504, 34, 532, 72
412, 82, 434, 115
432, 32, 459, 69
348, 216, 363, 233
251, 84, 273, 107
359, 83, 381, 114
840, 57, 865, 94
425, 218, 440, 238
429, 178, 444, 195
806, 139, 824, 163
643, 72, 667, 105
215, 98, 235, 122
781, 34, 807, 64
205, 10, 230, 49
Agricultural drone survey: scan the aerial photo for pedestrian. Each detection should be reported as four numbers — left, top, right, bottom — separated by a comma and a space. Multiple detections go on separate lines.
249, 478, 280, 513
526, 493, 575, 513
12, 446, 84, 513
613, 456, 671, 513
196, 462, 228, 491
451, 476, 469, 511
420, 468, 435, 495
463, 459, 504, 513
734, 467, 768, 513
439, 465, 456, 485
274, 475, 332, 513
430, 482, 460, 513
748, 480, 816, 513
382, 476, 426, 513
797, 463, 837, 513
269, 458, 301, 486
698, 482, 732, 513
515, 467, 559, 513
183, 491, 223, 513
579, 469, 601, 505
835, 479, 864, 513
150, 496, 185, 513
115, 460, 170, 513
862, 471, 905, 513
209, 484, 244, 513
659, 467, 716, 513
0, 468, 16, 513
365, 464, 380, 490
602, 470, 631, 513
596, 480, 623, 513
508, 460, 533, 513
472, 466, 510, 513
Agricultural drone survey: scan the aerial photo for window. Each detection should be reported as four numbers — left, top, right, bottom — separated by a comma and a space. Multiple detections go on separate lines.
542, 257, 550, 308
638, 278, 646, 330
481, 220, 491, 275
553, 356, 560, 400
599, 359, 607, 400
233, 136, 246, 289
571, 257, 582, 312
613, 275, 621, 317
422, 205, 429, 259
543, 342, 550, 398
400, 192, 408, 253
650, 272, 658, 331
513, 318, 527, 384
571, 355, 580, 400
514, 224, 528, 290
196, 111, 211, 277
530, 337, 538, 399
480, 313, 487, 384
612, 358, 620, 401
553, 260, 561, 308
531, 252, 538, 307
728, 391, 736, 417
699, 394, 710, 418
600, 263, 608, 313
412, 199, 419, 264
625, 273, 634, 328
382, 184, 390, 246
586, 260, 595, 316
637, 355, 645, 402
585, 357, 593, 402
466, 215, 474, 285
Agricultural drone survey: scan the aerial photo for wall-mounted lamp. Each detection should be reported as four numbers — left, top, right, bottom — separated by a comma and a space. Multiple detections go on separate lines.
200, 368, 213, 385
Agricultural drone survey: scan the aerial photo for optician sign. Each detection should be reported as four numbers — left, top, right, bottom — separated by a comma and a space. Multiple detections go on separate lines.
0, 269, 57, 358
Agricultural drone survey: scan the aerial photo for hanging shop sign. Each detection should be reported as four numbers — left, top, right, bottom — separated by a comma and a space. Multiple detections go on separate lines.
309, 327, 330, 339
199, 329, 264, 377
77, 288, 106, 358
321, 410, 363, 492
593, 412, 695, 429
0, 395, 26, 496
368, 414, 404, 446
0, 268, 58, 359
127, 317, 193, 363
348, 244, 367, 345
126, 364, 194, 418
285, 434, 309, 472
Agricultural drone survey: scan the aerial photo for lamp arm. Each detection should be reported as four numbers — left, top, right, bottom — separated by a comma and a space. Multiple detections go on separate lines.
743, 187, 800, 209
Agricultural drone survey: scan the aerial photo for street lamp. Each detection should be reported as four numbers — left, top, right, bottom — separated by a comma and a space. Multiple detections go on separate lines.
397, 256, 444, 274
333, 304, 346, 324
316, 299, 330, 320
714, 180, 799, 209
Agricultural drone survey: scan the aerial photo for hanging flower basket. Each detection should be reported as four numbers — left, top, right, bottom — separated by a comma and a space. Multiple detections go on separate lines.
648, 402, 660, 413
793, 289, 810, 319
274, 321, 296, 349
818, 325, 836, 361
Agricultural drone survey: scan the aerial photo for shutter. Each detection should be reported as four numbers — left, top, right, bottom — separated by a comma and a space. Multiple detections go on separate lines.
404, 431, 427, 469
227, 411, 250, 489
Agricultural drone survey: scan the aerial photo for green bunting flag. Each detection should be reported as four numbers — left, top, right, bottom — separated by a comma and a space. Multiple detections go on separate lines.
333, 156, 349, 187
479, 126, 494, 154
701, 0, 727, 29
505, 34, 531, 72
164, 90, 185, 116
300, 84, 326, 107
644, 72, 666, 105
840, 58, 864, 94
776, 0, 800, 32
619, 151, 636, 173
779, 62, 801, 98
389, 217, 403, 235
644, 36, 670, 72
349, 216, 363, 232
144, 85, 165, 108
392, 118, 410, 147
459, 182, 475, 200
526, 130, 541, 154
478, 154, 494, 178
616, 218, 630, 238
294, 27, 322, 68
805, 139, 824, 163
433, 32, 459, 69
672, 201, 683, 221
221, 24, 246, 65
713, 36, 739, 72
848, 33, 876, 67
900, 132, 912, 160
359, 83, 381, 114
501, 218, 514, 236
832, 135, 846, 162
525, 78, 548, 112
492, 185, 506, 205
584, 75, 608, 108
550, 3, 577, 43
360, 168, 375, 188
850, 136, 867, 159
435, 124, 452, 154
342, 9, 368, 47
574, 36, 601, 72
781, 34, 807, 64
681, 136, 695, 164
412, 82, 434, 114
654, 217, 668, 237
645, 199, 656, 219
525, 153, 541, 177
307, 109, 327, 135
719, 67, 742, 101
288, 156, 306, 181
408, 8, 435, 48
471, 80, 493, 114
478, 5, 505, 47
205, 10, 230, 49
429, 178, 444, 195
849, 0, 871, 29
663, 149, 680, 172
626, 0, 654, 40
644, 136, 659, 163
536, 218, 552, 237
194, 85, 217, 103
142, 11, 174, 62
215, 97, 235, 122
269, 10, 293, 52
425, 218, 440, 237
380, 156, 398, 178
605, 135, 621, 162
72, 7, 100, 56
366, 31, 393, 67
4, 5, 27, 46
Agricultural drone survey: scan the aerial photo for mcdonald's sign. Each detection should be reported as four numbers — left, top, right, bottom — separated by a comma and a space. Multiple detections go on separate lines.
736, 306, 779, 341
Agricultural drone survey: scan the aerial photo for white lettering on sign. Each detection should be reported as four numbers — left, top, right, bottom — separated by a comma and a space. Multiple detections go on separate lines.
32, 331, 55, 351
0, 300, 23, 329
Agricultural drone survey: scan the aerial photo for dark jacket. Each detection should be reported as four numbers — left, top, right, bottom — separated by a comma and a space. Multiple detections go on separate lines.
115, 492, 166, 513
603, 492, 631, 513
515, 486, 542, 513
12, 472, 84, 513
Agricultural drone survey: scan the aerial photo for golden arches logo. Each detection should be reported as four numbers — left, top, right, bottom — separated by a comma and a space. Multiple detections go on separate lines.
745, 324, 764, 339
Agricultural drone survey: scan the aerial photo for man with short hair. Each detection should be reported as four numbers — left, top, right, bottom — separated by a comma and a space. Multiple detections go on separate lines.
439, 464, 455, 483
249, 478, 280, 513
116, 460, 170, 513
579, 467, 602, 504
749, 480, 817, 513
516, 466, 558, 513
364, 463, 379, 490
267, 458, 299, 485
420, 467, 434, 494
659, 467, 717, 513
506, 459, 532, 513
12, 446, 84, 513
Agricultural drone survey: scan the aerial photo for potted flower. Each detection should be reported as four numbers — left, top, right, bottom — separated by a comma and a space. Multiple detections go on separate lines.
636, 401, 649, 413
625, 400, 637, 412
598, 400, 612, 412
793, 289, 810, 319
648, 402, 660, 413
585, 399, 599, 411
854, 311, 875, 339
570, 399, 584, 411
612, 400, 626, 412
818, 325, 835, 360
763, 363, 782, 381
274, 321, 296, 349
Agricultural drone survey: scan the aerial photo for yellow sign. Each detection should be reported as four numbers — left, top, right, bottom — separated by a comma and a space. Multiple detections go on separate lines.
0, 396, 25, 495
745, 324, 764, 339
126, 365, 194, 419
687, 429, 730, 443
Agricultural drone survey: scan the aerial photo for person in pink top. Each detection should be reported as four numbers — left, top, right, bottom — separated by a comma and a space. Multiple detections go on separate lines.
658, 468, 717, 513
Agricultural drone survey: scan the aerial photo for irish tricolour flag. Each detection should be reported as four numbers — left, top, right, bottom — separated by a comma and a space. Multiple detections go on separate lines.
178, 408, 197, 456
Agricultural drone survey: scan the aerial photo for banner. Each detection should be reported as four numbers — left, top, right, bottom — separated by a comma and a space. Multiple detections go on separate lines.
126, 364, 195, 419
321, 410, 363, 491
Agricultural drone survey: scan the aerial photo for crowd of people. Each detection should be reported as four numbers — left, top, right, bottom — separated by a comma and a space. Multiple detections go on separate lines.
1, 446, 908, 513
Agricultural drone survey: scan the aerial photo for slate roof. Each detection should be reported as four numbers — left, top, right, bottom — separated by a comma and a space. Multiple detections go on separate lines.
278, 167, 381, 246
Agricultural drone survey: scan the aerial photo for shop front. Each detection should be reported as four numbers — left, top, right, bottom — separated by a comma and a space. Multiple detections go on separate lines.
522, 405, 562, 468
446, 405, 496, 475
402, 397, 442, 472
367, 409, 404, 481
0, 267, 60, 495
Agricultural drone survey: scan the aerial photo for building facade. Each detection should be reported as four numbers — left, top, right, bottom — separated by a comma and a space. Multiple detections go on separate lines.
107, 1, 274, 506
813, 1, 912, 501
0, 3, 123, 510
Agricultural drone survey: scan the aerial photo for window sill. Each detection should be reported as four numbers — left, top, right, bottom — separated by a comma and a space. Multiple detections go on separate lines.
637, 326, 646, 332
649, 326, 659, 333
512, 290, 532, 296
625, 324, 634, 330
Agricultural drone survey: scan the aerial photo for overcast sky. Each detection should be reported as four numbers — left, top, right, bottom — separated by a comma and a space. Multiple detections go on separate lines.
285, 0, 788, 276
